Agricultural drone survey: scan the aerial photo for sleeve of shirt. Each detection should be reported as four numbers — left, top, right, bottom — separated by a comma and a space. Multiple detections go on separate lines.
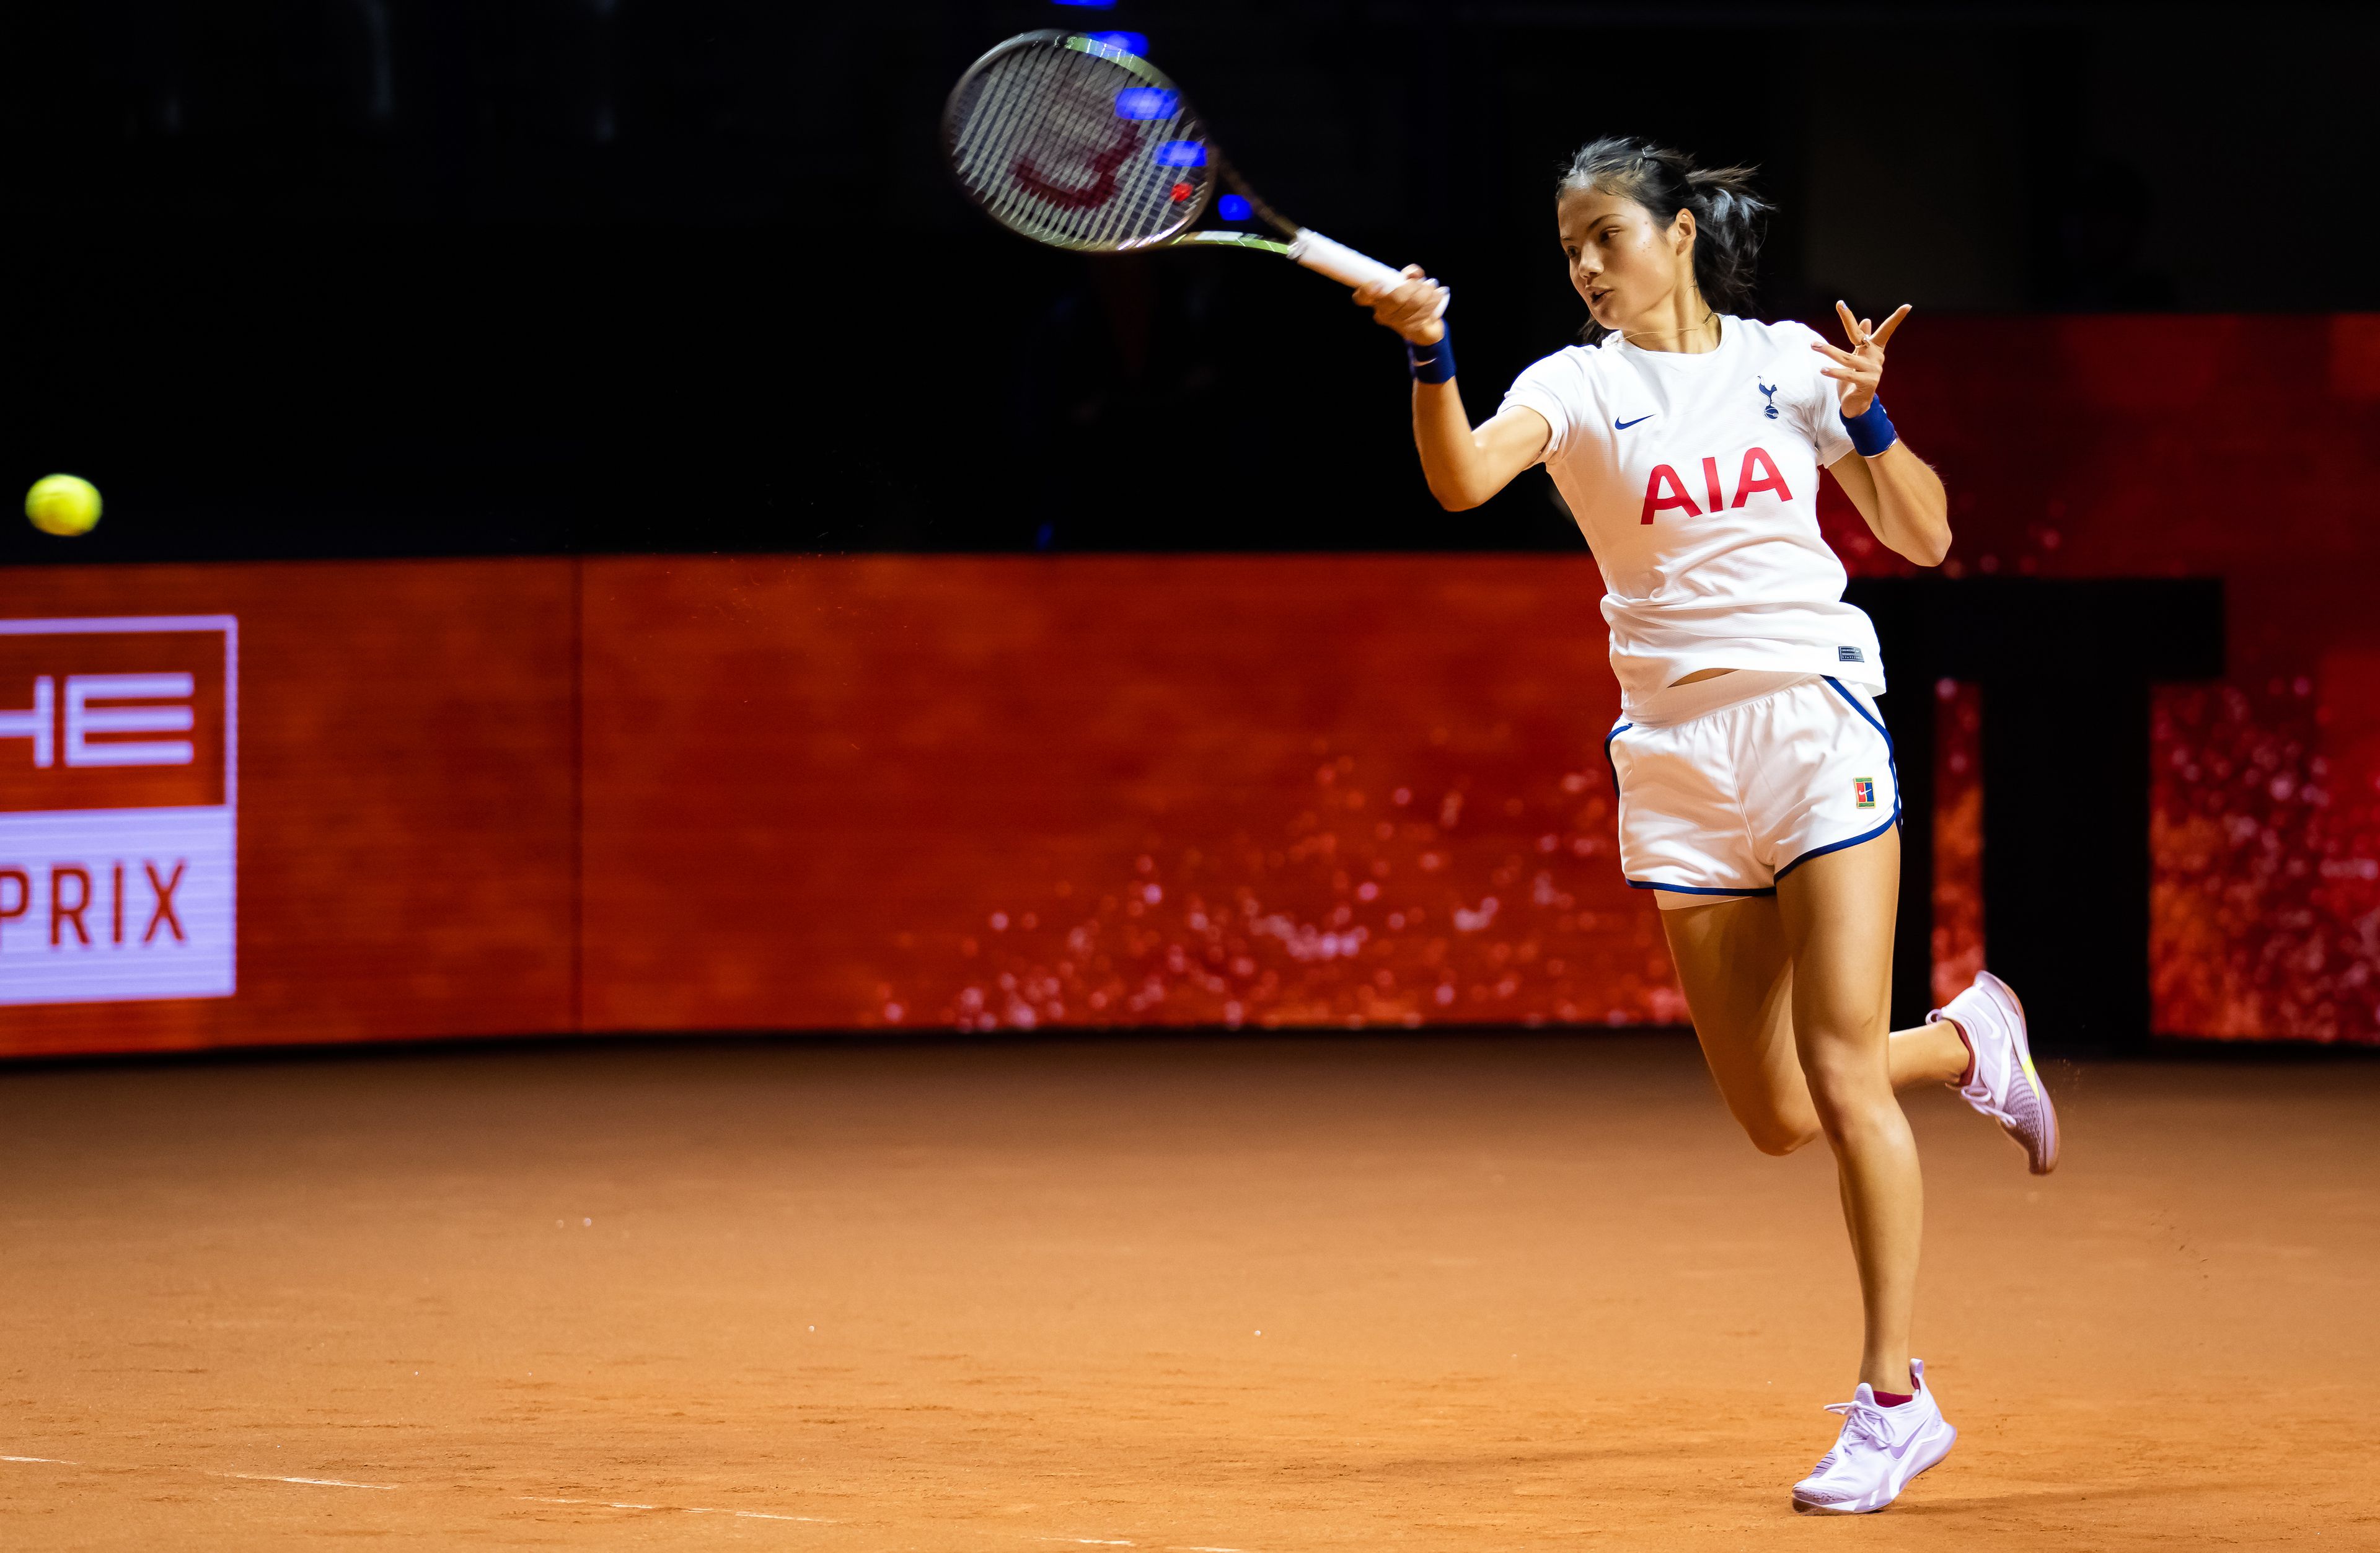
1496, 351, 1584, 466
1779, 322, 1856, 466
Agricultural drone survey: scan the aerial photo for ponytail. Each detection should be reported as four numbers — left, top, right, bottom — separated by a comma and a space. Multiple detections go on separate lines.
1558, 136, 1770, 343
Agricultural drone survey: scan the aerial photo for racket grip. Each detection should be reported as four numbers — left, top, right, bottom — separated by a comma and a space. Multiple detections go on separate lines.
1288, 229, 1406, 293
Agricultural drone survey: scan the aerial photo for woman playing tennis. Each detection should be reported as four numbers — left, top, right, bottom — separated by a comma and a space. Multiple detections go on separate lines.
1355, 137, 2060, 1515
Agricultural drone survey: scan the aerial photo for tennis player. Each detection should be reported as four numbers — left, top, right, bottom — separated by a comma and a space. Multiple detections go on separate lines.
1355, 136, 2060, 1515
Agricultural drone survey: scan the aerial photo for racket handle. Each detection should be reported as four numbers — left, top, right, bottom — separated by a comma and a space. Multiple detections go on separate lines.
1288, 229, 1406, 293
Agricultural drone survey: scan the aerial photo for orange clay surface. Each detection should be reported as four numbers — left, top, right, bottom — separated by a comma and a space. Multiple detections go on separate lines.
2, 1034, 2374, 1550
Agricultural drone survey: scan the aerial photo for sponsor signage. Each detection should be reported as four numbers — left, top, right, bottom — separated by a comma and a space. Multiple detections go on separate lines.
0, 617, 236, 1006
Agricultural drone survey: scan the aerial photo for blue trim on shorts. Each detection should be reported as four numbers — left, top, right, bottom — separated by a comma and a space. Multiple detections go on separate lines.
1821, 675, 1893, 755
1626, 878, 1778, 898
1773, 677, 1904, 880
1773, 810, 1900, 880
1610, 681, 1905, 897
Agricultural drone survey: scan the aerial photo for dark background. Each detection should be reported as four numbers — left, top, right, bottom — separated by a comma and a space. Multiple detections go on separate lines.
1, 1, 2371, 565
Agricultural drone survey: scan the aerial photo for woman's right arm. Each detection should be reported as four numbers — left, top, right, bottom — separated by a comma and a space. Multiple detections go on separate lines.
1357, 266, 1550, 512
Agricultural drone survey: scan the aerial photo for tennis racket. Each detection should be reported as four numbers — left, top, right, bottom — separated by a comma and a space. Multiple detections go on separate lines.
942, 30, 1414, 297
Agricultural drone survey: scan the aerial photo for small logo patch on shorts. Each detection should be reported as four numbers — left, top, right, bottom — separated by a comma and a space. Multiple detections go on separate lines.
1854, 778, 1877, 809
1838, 645, 1865, 662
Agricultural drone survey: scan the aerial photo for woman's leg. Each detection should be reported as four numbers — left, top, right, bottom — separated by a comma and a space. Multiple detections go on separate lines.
1659, 896, 1815, 1155
1662, 895, 1976, 1159
1892, 1016, 1970, 1089
1774, 826, 1924, 1396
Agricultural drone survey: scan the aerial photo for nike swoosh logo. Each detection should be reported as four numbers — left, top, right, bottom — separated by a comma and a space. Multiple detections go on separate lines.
1615, 415, 1654, 430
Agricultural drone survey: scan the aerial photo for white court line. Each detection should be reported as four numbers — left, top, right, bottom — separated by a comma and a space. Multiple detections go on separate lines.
1042, 1542, 1135, 1547
1028, 1531, 1256, 1541
7, 1458, 397, 1492
519, 1494, 835, 1523
7, 1451, 833, 1523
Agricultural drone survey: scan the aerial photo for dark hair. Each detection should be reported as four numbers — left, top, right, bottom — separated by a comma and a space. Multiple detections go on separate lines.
1558, 136, 1769, 343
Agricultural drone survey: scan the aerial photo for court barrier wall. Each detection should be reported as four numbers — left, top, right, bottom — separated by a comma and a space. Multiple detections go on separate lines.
1, 555, 1680, 1058
4, 541, 2379, 1056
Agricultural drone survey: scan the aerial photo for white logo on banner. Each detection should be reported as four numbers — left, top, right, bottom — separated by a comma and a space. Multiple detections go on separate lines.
0, 617, 237, 1006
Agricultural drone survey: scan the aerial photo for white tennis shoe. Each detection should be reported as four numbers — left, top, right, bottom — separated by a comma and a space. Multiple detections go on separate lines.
1791, 1358, 1957, 1515
1936, 969, 2060, 1175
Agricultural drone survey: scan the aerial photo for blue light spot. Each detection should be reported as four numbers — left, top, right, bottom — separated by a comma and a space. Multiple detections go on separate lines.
1052, 0, 1116, 8
1217, 194, 1251, 221
1113, 87, 1177, 120
1153, 140, 1206, 168
1088, 31, 1147, 55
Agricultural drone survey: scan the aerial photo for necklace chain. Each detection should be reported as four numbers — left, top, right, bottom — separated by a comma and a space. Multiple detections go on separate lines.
1623, 309, 1720, 348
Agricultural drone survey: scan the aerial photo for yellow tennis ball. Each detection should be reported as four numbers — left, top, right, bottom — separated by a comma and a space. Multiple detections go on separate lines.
26, 474, 102, 537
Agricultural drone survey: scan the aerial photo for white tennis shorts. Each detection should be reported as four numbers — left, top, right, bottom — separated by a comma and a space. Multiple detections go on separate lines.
1603, 674, 1900, 908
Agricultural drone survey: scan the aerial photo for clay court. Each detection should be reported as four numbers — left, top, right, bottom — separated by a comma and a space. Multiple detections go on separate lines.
4, 1034, 2371, 1549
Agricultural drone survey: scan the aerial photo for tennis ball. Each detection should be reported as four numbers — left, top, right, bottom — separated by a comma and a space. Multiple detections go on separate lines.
26, 474, 102, 537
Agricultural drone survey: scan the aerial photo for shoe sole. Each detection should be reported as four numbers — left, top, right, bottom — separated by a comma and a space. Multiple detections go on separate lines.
1791, 1419, 1958, 1515
1976, 970, 2059, 1174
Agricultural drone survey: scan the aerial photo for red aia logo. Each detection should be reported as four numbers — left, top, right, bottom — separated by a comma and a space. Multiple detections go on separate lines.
1640, 447, 1793, 524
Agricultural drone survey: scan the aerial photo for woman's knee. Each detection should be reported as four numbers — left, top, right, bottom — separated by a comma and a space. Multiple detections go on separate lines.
1743, 1116, 1820, 1156
1797, 1042, 1895, 1135
1696, 1016, 1823, 1156
1727, 1095, 1821, 1156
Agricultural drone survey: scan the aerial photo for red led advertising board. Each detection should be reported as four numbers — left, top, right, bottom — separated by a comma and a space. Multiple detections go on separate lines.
2, 540, 2376, 1057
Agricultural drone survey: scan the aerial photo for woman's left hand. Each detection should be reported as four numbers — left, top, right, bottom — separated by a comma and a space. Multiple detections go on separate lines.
1812, 300, 1911, 417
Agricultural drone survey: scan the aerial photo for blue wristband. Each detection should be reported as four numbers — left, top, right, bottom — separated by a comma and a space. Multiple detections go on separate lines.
1844, 397, 1897, 457
1406, 329, 1455, 385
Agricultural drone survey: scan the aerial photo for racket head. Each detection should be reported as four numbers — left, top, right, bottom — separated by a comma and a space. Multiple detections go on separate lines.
943, 32, 1217, 253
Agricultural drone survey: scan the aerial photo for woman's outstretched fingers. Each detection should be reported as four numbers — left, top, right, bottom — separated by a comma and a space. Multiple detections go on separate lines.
1818, 302, 1908, 415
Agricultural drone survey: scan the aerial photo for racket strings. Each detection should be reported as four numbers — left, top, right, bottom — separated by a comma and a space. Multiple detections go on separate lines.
950, 41, 1207, 250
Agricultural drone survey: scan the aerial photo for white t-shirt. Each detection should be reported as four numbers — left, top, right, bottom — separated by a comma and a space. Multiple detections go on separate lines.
1497, 315, 1885, 713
